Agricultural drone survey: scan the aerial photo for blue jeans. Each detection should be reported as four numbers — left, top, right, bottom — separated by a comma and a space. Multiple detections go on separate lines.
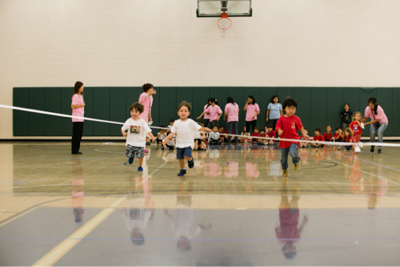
370, 123, 388, 149
280, 143, 300, 170
227, 121, 239, 142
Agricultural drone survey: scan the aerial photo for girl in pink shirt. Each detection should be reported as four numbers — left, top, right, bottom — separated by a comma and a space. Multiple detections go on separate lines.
71, 81, 85, 154
197, 98, 213, 127
223, 97, 239, 142
197, 98, 222, 128
138, 83, 156, 123
361, 97, 389, 155
243, 95, 260, 134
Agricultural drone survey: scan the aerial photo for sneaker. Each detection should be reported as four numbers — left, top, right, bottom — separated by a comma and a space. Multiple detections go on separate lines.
282, 169, 288, 177
138, 166, 143, 172
294, 162, 300, 171
337, 146, 341, 150
188, 158, 194, 168
178, 169, 187, 177
378, 149, 382, 155
370, 146, 375, 153
128, 157, 133, 164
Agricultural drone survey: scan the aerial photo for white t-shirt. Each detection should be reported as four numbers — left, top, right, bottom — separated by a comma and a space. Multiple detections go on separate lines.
121, 118, 151, 147
194, 131, 202, 139
158, 132, 166, 140
170, 119, 201, 149
209, 132, 220, 141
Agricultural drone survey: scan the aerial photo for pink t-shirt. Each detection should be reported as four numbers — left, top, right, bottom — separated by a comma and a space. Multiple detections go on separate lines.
71, 94, 84, 122
204, 104, 211, 119
224, 103, 239, 122
138, 92, 153, 123
364, 106, 388, 124
205, 105, 222, 122
245, 104, 260, 121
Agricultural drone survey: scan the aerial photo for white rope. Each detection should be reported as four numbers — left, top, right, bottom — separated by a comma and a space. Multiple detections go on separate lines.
1, 104, 398, 147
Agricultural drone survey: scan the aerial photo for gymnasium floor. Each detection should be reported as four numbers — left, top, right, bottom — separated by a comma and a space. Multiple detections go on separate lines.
0, 142, 400, 266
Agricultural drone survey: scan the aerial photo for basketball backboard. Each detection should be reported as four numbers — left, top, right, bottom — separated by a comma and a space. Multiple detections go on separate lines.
197, 0, 252, 17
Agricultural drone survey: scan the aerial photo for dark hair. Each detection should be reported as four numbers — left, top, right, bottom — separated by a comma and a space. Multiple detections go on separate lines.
254, 127, 259, 131
314, 128, 321, 132
130, 102, 144, 113
267, 125, 273, 129
271, 95, 279, 103
260, 129, 265, 132
142, 83, 153, 92
326, 125, 331, 129
218, 126, 224, 129
227, 97, 235, 104
177, 101, 192, 112
344, 129, 352, 136
282, 97, 297, 109
344, 103, 350, 108
368, 97, 379, 115
169, 118, 175, 123
248, 95, 256, 104
206, 98, 216, 109
73, 81, 84, 96
213, 126, 218, 129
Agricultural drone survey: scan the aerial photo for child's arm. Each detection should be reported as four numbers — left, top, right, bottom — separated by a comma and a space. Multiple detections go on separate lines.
162, 132, 175, 148
147, 131, 156, 143
197, 111, 206, 120
300, 127, 309, 139
199, 127, 212, 133
121, 128, 127, 137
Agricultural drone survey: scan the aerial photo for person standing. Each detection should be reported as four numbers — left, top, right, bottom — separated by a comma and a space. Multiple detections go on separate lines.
266, 95, 283, 130
361, 97, 389, 155
138, 83, 156, 123
340, 104, 353, 130
244, 95, 260, 134
197, 98, 222, 128
71, 81, 85, 155
223, 97, 239, 142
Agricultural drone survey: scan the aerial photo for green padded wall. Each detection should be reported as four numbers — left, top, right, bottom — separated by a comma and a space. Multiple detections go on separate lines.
13, 87, 398, 137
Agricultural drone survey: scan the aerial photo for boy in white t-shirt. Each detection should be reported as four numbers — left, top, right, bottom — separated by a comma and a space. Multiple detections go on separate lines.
163, 101, 212, 177
121, 103, 155, 172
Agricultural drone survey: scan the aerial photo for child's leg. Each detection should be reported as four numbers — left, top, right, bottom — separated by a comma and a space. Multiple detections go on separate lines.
179, 159, 185, 168
136, 147, 145, 166
183, 147, 194, 168
289, 144, 300, 165
138, 157, 143, 167
280, 147, 289, 170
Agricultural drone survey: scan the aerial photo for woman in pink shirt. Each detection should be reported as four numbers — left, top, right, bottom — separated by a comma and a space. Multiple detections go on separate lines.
197, 98, 222, 128
71, 81, 85, 154
138, 83, 156, 123
223, 97, 239, 142
243, 95, 260, 134
361, 97, 389, 155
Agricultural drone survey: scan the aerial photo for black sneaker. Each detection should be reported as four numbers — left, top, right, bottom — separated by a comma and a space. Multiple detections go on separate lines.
188, 158, 194, 168
370, 146, 375, 153
178, 169, 187, 176
378, 149, 382, 155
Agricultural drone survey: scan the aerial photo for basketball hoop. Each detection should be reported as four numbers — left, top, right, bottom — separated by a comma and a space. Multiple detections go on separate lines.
217, 13, 232, 37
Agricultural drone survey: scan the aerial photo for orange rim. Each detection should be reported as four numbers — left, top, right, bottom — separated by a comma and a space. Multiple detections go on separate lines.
217, 17, 232, 30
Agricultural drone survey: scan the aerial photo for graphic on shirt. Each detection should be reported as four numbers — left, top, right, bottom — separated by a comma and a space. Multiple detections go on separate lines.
291, 122, 296, 129
130, 125, 141, 134
354, 125, 358, 131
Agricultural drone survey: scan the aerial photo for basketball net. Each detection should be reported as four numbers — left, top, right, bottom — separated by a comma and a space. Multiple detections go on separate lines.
218, 13, 232, 37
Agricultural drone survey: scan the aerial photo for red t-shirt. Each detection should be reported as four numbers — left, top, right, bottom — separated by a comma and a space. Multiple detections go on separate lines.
344, 136, 351, 143
251, 133, 261, 141
334, 133, 341, 141
323, 132, 333, 140
350, 121, 363, 135
313, 135, 324, 142
276, 115, 303, 149
266, 131, 276, 138
222, 129, 234, 134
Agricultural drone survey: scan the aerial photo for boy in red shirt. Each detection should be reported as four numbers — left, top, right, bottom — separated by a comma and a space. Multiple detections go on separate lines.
299, 128, 310, 148
349, 112, 363, 154
266, 125, 276, 146
276, 97, 309, 177
333, 128, 344, 150
251, 127, 261, 144
311, 128, 325, 148
257, 129, 267, 145
323, 125, 333, 142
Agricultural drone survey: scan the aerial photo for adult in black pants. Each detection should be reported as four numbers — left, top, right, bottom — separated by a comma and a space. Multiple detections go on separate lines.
71, 81, 85, 154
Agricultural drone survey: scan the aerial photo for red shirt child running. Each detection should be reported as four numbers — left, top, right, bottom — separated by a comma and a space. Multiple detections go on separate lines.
276, 116, 303, 149
349, 121, 363, 143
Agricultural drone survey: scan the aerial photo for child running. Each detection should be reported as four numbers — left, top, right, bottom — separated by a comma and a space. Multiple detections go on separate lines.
275, 97, 309, 177
121, 103, 156, 171
349, 111, 363, 154
163, 101, 211, 176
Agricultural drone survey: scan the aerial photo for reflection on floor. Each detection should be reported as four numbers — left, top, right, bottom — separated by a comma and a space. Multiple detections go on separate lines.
1, 142, 400, 266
